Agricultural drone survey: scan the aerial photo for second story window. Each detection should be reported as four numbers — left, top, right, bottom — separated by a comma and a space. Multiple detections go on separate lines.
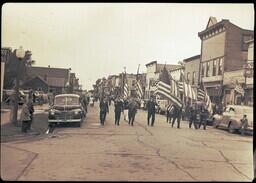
192, 72, 196, 85
218, 58, 223, 75
187, 72, 190, 83
206, 62, 210, 77
213, 59, 217, 76
201, 63, 205, 77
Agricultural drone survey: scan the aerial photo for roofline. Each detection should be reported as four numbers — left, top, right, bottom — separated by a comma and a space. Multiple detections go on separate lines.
183, 55, 201, 62
198, 19, 254, 38
145, 61, 157, 67
168, 66, 183, 72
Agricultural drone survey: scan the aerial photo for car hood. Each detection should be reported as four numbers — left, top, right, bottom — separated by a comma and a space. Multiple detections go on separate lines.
52, 105, 81, 111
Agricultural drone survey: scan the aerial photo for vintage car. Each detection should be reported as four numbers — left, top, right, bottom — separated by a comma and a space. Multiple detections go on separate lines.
48, 94, 85, 127
212, 105, 253, 135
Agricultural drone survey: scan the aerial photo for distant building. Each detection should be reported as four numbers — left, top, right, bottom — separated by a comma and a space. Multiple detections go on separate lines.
145, 61, 180, 99
183, 55, 201, 87
23, 66, 71, 95
198, 17, 254, 105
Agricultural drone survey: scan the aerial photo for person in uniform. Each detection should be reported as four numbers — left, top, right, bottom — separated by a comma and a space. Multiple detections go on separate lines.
114, 96, 123, 126
147, 96, 157, 126
198, 105, 208, 130
171, 104, 182, 128
99, 97, 109, 126
128, 98, 138, 126
123, 98, 129, 121
189, 103, 198, 129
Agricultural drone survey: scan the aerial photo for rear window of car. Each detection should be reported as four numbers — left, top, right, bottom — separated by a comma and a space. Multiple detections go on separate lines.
55, 96, 79, 105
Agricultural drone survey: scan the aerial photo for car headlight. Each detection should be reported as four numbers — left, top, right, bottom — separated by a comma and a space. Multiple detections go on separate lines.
74, 110, 82, 115
50, 109, 55, 115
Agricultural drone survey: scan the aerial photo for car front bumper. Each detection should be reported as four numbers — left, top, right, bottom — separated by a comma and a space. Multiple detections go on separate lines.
48, 119, 82, 123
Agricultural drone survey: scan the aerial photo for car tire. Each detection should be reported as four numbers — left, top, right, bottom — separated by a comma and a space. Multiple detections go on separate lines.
228, 122, 236, 133
213, 119, 218, 128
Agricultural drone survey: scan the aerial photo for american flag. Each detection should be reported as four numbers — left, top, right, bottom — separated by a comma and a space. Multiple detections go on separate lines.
124, 82, 129, 98
197, 83, 212, 115
178, 81, 196, 100
155, 81, 182, 108
134, 80, 143, 99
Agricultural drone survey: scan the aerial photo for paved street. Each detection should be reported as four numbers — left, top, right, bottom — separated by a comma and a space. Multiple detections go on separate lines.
1, 102, 253, 181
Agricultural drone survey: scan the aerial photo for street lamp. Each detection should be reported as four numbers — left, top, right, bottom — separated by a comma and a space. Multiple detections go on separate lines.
11, 46, 25, 125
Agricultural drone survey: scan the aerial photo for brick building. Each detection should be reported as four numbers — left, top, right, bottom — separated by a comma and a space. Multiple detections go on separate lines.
198, 17, 254, 105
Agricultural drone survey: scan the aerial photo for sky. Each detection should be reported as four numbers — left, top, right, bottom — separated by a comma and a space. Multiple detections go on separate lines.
2, 3, 254, 90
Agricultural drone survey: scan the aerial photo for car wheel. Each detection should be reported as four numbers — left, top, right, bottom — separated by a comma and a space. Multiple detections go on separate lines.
228, 122, 236, 133
213, 119, 218, 128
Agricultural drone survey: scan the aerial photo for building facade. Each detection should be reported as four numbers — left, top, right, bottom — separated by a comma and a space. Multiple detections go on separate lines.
198, 17, 254, 105
145, 61, 180, 99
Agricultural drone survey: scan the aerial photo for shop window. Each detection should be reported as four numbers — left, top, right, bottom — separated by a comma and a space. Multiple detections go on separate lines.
206, 62, 210, 77
201, 63, 205, 77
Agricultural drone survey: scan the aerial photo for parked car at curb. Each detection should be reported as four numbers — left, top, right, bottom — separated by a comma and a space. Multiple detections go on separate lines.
212, 105, 253, 135
48, 94, 85, 127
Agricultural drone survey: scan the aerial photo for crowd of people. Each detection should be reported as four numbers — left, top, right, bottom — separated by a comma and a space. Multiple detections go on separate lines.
96, 95, 216, 130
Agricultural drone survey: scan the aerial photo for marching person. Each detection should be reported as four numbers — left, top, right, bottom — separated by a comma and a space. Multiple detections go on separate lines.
123, 98, 129, 121
198, 105, 208, 130
114, 96, 123, 126
147, 96, 157, 126
20, 101, 31, 133
166, 103, 171, 123
99, 97, 109, 126
171, 104, 182, 129
189, 103, 198, 129
168, 104, 175, 124
128, 98, 138, 126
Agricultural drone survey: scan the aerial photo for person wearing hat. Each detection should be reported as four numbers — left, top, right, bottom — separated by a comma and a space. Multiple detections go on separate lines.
146, 95, 158, 126
114, 96, 123, 126
99, 97, 109, 126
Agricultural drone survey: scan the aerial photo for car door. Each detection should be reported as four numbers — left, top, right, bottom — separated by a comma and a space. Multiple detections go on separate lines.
222, 107, 235, 128
218, 107, 230, 128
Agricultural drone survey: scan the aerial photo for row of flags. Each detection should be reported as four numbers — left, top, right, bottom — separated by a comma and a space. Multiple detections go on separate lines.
122, 65, 214, 115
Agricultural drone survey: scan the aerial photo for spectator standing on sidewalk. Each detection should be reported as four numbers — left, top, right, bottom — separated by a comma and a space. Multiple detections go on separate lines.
20, 101, 31, 133
27, 98, 34, 131
240, 114, 248, 136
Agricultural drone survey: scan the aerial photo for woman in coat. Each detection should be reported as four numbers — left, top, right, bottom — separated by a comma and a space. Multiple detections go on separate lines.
20, 101, 31, 133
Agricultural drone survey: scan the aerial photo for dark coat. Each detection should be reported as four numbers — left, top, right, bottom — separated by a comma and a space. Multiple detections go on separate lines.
100, 100, 109, 113
147, 100, 157, 113
128, 101, 138, 114
114, 100, 123, 112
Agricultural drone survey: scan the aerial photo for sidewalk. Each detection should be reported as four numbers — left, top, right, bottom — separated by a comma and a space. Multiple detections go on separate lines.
1, 104, 49, 142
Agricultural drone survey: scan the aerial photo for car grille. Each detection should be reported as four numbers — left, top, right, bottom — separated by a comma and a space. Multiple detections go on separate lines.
55, 112, 75, 120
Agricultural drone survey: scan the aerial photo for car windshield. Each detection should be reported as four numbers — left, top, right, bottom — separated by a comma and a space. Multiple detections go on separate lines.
55, 96, 79, 105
